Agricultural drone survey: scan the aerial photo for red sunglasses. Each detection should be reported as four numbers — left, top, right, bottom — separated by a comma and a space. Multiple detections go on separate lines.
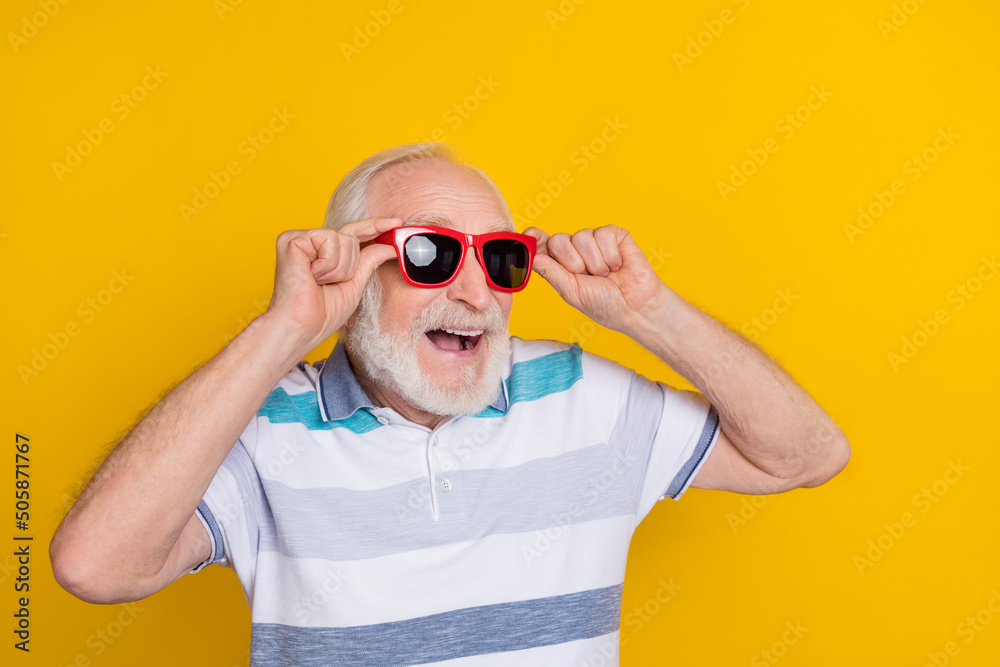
374, 226, 536, 292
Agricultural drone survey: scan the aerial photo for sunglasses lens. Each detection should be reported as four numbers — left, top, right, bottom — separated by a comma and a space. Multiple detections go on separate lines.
402, 234, 463, 285
483, 239, 530, 289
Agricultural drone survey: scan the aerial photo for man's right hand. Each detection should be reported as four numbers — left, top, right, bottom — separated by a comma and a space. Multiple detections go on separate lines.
50, 218, 407, 604
264, 217, 404, 350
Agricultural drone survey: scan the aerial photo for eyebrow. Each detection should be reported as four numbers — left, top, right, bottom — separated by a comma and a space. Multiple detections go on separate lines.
404, 214, 514, 233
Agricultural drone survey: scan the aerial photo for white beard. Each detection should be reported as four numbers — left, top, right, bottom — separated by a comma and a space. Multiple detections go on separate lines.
343, 274, 511, 417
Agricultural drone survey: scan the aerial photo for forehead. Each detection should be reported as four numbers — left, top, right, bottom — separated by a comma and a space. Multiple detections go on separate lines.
367, 159, 514, 233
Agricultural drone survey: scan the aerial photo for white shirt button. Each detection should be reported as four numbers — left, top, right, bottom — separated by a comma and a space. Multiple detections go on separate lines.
432, 436, 440, 447
376, 416, 389, 425
441, 479, 453, 492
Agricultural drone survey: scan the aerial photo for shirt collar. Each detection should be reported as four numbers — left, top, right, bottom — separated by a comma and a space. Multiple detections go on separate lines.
316, 338, 509, 422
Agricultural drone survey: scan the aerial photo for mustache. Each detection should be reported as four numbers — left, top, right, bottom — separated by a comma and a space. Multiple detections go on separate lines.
411, 299, 506, 335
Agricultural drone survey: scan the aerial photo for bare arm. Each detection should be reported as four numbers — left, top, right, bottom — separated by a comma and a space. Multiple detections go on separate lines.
524, 224, 850, 495
625, 288, 850, 493
50, 217, 403, 604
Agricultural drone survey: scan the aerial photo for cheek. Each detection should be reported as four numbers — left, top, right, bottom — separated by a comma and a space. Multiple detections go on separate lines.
497, 294, 513, 319
377, 271, 436, 332
374, 267, 407, 318
376, 261, 401, 286
377, 299, 408, 334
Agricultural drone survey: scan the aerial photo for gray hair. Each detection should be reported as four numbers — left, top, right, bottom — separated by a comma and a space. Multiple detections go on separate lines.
322, 142, 513, 231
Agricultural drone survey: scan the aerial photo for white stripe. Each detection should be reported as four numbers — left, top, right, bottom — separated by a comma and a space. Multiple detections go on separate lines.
254, 385, 610, 491
250, 514, 634, 627
507, 336, 575, 364
431, 632, 620, 667
639, 388, 716, 515
275, 364, 321, 394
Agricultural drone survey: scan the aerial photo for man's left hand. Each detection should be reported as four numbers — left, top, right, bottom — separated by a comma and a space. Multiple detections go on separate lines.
523, 225, 668, 334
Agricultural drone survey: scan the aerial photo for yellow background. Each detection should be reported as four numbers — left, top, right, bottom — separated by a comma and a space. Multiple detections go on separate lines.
3, 0, 998, 664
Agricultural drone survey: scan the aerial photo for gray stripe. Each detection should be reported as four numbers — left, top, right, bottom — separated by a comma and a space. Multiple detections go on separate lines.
316, 341, 376, 421
196, 500, 225, 565
249, 583, 623, 666
258, 443, 636, 561
664, 405, 720, 499
607, 373, 665, 512
217, 439, 269, 560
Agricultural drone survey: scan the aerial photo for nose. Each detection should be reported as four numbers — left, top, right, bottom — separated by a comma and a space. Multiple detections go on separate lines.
445, 248, 493, 311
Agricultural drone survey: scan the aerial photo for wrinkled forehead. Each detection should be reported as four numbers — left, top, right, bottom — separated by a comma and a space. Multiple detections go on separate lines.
367, 160, 514, 233
401, 213, 513, 234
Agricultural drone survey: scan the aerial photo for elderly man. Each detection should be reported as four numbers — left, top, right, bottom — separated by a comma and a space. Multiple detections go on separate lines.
51, 143, 850, 665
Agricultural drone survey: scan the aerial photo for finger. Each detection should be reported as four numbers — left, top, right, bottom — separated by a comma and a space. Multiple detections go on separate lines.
281, 230, 330, 273
615, 229, 650, 269
272, 230, 333, 308
547, 232, 588, 274
302, 219, 401, 284
313, 234, 357, 285
593, 225, 624, 272
338, 216, 405, 243
317, 243, 396, 331
343, 237, 359, 280
297, 230, 343, 281
351, 242, 399, 290
522, 226, 551, 257
276, 228, 316, 261
572, 229, 611, 277
273, 232, 313, 302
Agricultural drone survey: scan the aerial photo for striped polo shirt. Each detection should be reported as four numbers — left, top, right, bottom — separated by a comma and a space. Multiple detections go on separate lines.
190, 336, 720, 666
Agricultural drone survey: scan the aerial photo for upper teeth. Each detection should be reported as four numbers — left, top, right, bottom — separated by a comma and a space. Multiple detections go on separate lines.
444, 329, 483, 336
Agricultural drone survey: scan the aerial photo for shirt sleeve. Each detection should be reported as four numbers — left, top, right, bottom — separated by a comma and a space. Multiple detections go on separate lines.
581, 349, 721, 525
187, 416, 263, 587
640, 381, 720, 509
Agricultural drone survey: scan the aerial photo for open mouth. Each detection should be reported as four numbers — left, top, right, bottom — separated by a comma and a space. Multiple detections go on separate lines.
425, 328, 484, 352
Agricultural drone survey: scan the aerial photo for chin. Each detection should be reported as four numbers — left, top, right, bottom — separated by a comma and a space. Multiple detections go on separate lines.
347, 275, 512, 416
407, 336, 510, 415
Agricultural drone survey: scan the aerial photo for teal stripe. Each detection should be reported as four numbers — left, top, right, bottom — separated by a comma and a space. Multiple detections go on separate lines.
257, 388, 383, 433
506, 344, 583, 407
472, 405, 506, 418
264, 345, 582, 426
473, 344, 583, 419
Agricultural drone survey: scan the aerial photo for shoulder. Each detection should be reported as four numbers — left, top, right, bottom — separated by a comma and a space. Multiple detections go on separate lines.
248, 360, 325, 442
509, 336, 574, 363
510, 336, 634, 375
259, 360, 322, 409
506, 336, 636, 400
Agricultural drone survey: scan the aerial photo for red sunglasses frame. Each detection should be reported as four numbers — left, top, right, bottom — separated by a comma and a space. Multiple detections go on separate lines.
373, 226, 537, 293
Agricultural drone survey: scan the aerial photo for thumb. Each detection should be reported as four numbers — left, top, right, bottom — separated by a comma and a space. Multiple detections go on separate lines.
352, 243, 398, 289
532, 253, 579, 303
